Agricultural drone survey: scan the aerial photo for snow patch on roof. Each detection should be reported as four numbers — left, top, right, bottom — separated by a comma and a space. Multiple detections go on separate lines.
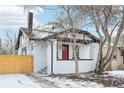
32, 24, 61, 39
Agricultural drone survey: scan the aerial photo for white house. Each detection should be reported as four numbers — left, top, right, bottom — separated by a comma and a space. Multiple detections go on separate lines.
16, 26, 99, 75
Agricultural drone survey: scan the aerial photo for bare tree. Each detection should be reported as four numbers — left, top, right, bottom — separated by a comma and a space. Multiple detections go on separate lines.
48, 5, 86, 74
4, 32, 17, 54
75, 5, 124, 74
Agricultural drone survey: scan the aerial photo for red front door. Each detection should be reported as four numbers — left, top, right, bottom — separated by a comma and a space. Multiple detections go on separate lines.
62, 44, 69, 60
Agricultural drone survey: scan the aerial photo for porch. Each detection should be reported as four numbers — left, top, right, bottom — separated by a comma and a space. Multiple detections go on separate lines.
55, 59, 94, 74
46, 39, 99, 75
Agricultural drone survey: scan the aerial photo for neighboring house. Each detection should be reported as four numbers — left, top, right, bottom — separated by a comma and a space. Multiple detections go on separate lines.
104, 34, 124, 70
15, 27, 99, 75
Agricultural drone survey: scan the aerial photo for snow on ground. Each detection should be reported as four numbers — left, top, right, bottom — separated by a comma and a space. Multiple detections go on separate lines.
0, 74, 41, 88
37, 70, 124, 88
2, 71, 124, 88
106, 71, 124, 79
25, 70, 124, 88
43, 76, 104, 88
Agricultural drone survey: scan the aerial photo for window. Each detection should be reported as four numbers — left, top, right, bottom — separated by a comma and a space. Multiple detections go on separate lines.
113, 50, 117, 60
76, 45, 79, 59
121, 51, 123, 56
121, 51, 124, 64
72, 45, 79, 59
31, 42, 33, 51
22, 47, 27, 55
113, 55, 116, 59
22, 34, 25, 39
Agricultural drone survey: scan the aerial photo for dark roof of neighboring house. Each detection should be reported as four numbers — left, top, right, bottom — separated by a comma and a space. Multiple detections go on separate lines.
15, 27, 100, 50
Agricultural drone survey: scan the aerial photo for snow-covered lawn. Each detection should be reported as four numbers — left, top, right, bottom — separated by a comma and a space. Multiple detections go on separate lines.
106, 71, 124, 79
0, 74, 41, 88
31, 70, 124, 88
44, 76, 104, 88
3, 71, 124, 88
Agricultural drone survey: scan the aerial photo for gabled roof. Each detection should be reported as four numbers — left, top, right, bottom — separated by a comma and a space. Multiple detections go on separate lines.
15, 27, 56, 50
33, 28, 100, 42
15, 27, 99, 50
19, 27, 35, 38
15, 27, 34, 50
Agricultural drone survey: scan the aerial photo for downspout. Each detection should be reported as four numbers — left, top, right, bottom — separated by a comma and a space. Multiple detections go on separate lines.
51, 42, 54, 75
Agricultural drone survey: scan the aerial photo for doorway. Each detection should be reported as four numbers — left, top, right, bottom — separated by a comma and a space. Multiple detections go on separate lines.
62, 44, 69, 60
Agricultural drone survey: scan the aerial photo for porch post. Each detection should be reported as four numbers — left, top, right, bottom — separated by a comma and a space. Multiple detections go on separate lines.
47, 39, 57, 75
52, 39, 57, 74
47, 42, 52, 75
56, 41, 59, 59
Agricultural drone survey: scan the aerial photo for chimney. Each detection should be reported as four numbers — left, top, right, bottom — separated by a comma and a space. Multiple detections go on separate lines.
28, 12, 33, 33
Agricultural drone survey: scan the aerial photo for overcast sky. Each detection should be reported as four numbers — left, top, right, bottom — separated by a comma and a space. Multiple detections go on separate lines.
0, 5, 57, 43
0, 5, 98, 44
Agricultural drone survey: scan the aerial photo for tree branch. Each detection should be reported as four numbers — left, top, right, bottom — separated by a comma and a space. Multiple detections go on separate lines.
110, 22, 120, 37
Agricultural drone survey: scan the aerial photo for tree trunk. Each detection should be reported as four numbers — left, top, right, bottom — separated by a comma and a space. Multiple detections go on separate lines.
95, 42, 104, 74
95, 13, 124, 74
103, 14, 124, 70
95, 42, 102, 72
72, 33, 78, 75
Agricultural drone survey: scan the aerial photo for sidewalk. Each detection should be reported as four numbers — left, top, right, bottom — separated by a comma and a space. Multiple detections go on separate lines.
25, 73, 58, 88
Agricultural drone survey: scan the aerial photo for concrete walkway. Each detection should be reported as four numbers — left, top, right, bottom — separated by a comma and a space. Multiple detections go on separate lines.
25, 73, 58, 88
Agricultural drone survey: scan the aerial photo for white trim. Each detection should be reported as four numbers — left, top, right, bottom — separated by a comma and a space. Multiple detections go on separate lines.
20, 28, 30, 39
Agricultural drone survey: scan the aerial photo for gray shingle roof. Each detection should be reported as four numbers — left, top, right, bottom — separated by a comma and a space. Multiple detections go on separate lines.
15, 27, 99, 50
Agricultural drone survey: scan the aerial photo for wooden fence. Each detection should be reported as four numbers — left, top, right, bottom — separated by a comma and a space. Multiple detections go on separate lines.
0, 55, 33, 74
